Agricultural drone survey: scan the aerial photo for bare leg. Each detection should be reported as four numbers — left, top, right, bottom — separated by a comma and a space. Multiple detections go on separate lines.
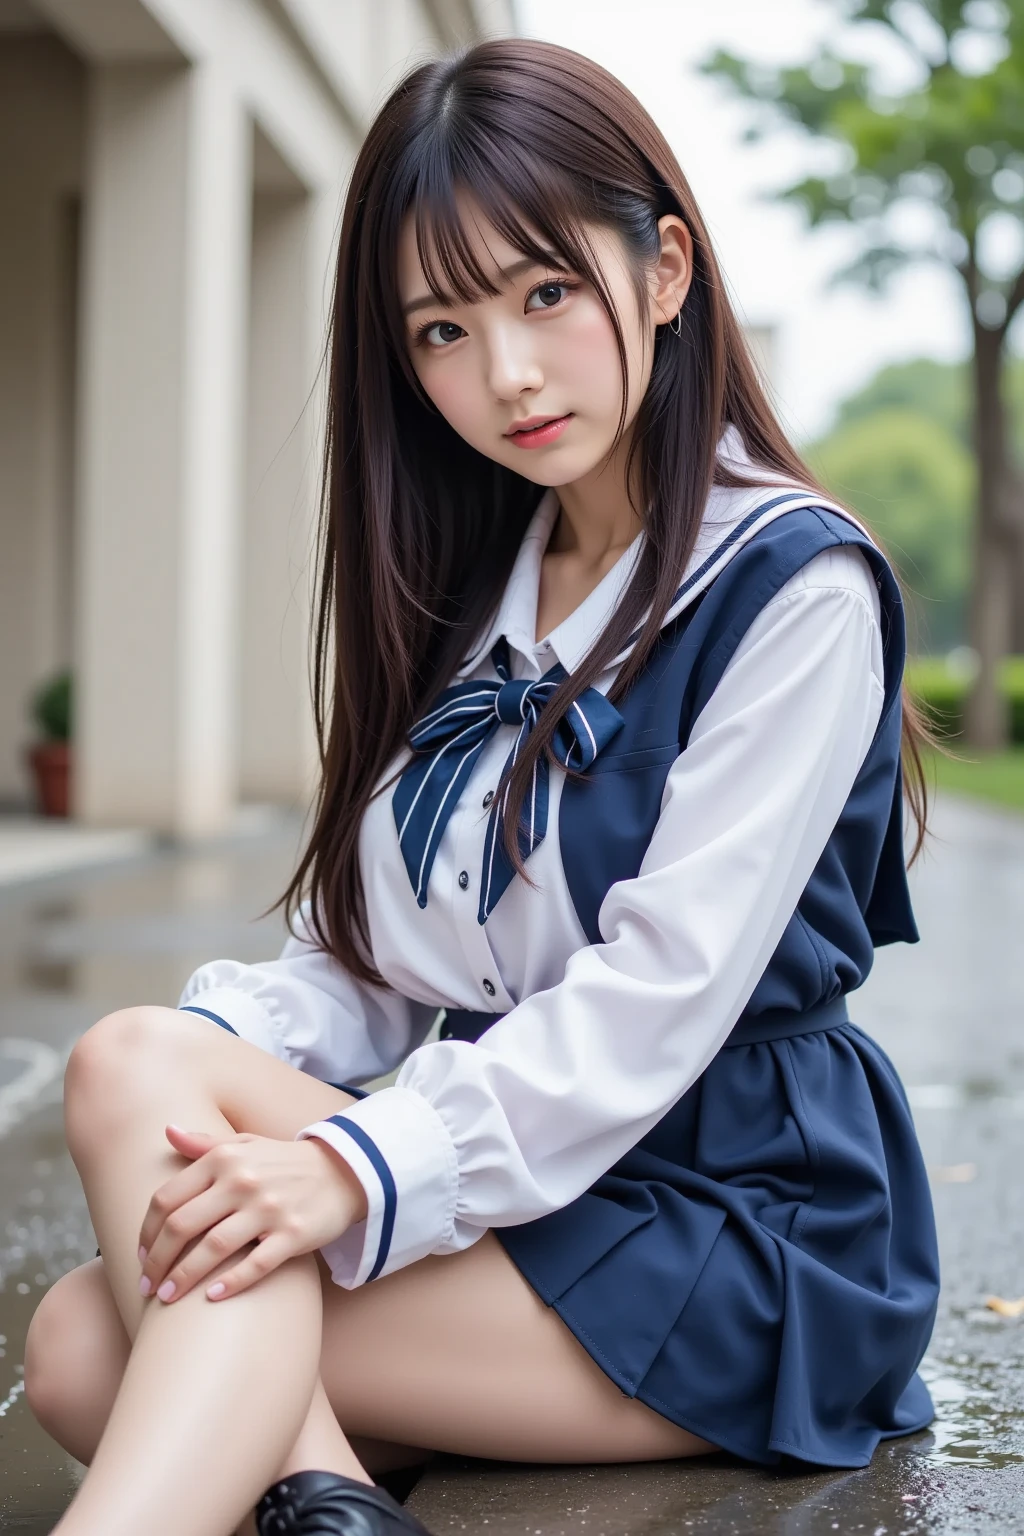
44, 1004, 713, 1536
317, 1229, 715, 1465
28, 1228, 713, 1477
53, 1006, 376, 1536
25, 1259, 430, 1536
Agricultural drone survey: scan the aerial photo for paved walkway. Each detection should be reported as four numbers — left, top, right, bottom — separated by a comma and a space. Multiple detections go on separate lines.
0, 816, 152, 889
0, 796, 1021, 1533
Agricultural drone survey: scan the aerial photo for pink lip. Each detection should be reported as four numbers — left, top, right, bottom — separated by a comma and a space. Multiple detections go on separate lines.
505, 413, 573, 448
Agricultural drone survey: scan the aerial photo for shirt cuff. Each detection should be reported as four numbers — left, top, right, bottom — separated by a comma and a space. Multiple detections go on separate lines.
176, 987, 282, 1060
294, 1085, 458, 1288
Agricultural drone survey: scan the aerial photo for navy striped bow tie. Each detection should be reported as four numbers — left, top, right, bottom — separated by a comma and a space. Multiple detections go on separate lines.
393, 637, 624, 923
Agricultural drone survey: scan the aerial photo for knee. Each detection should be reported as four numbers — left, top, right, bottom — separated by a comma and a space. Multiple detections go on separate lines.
23, 1273, 108, 1439
24, 1283, 68, 1431
64, 1005, 183, 1155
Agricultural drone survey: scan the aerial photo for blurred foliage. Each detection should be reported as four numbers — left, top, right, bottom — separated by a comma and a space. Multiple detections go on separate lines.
705, 2, 1024, 740
702, 1, 1024, 317
832, 359, 972, 442
906, 653, 1024, 738
806, 355, 1024, 651
807, 402, 973, 650
829, 355, 1024, 454
30, 670, 72, 742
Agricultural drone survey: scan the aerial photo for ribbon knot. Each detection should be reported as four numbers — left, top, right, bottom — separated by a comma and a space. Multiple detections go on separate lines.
494, 677, 538, 725
393, 637, 624, 922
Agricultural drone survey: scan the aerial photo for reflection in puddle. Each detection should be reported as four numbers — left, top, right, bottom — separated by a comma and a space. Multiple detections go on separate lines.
19, 957, 77, 994
918, 1355, 1024, 1467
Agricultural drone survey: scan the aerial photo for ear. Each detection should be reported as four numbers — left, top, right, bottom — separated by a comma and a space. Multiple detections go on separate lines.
650, 214, 693, 328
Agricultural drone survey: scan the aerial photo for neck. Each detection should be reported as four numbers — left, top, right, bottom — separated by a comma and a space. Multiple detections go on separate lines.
548, 429, 644, 566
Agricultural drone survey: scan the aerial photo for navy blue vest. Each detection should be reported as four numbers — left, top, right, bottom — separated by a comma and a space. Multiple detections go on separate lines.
445, 505, 917, 1043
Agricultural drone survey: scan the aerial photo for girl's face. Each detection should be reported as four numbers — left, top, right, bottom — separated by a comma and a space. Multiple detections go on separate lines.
397, 197, 691, 487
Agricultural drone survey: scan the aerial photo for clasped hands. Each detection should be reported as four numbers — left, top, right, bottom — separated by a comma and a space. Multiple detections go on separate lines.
136, 1124, 368, 1305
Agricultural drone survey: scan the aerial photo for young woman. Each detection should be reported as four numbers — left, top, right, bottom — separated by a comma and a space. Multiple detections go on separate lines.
25, 37, 940, 1536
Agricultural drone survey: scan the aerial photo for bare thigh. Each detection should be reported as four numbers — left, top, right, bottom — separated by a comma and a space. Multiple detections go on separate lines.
39, 1009, 715, 1466
29, 1239, 711, 1472
24, 1257, 426, 1476
316, 1228, 713, 1464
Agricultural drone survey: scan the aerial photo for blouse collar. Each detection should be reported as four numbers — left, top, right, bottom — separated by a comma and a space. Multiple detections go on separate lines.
453, 425, 827, 682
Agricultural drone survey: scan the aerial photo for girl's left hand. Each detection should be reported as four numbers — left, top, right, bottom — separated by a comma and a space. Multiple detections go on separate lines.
137, 1124, 368, 1304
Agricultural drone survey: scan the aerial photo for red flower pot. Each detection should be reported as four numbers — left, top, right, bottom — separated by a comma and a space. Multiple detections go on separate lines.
27, 741, 71, 818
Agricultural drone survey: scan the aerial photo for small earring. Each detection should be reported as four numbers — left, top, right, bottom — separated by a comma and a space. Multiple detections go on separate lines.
668, 308, 683, 336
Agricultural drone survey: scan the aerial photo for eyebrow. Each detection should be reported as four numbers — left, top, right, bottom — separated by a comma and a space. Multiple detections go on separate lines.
402, 253, 560, 318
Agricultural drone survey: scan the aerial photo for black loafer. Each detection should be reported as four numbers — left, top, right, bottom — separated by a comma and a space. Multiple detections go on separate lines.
255, 1470, 434, 1535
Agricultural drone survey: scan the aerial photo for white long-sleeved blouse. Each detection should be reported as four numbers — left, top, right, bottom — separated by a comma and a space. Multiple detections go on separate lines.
178, 430, 885, 1289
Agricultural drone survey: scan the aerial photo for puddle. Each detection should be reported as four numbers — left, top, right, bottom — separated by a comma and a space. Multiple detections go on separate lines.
917, 1355, 1024, 1468
0, 1041, 64, 1139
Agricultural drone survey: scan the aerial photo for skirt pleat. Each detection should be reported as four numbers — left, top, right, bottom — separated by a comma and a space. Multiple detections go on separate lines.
497, 1021, 939, 1469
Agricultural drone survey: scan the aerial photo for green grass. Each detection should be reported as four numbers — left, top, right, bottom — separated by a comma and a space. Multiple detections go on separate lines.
923, 747, 1024, 813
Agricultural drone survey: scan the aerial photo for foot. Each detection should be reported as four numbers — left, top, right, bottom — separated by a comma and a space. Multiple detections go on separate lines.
256, 1470, 434, 1536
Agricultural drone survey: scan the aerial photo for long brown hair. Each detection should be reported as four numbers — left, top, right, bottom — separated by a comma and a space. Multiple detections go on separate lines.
279, 37, 931, 983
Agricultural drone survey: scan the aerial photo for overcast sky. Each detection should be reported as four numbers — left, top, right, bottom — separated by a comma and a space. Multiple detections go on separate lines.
512, 0, 978, 442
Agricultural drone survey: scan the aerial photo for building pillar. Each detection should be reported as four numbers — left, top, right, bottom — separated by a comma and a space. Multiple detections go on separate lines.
239, 188, 320, 807
74, 59, 252, 835
0, 35, 83, 808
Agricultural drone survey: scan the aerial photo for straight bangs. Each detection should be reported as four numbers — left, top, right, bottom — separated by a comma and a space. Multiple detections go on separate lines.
383, 147, 643, 449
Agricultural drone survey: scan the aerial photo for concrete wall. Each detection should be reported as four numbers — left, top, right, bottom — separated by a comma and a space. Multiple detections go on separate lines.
73, 59, 254, 834
0, 33, 84, 806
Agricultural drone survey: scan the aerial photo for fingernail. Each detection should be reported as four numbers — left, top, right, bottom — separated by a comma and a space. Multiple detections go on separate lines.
139, 1275, 152, 1296
157, 1279, 176, 1302
138, 1246, 147, 1264
207, 1282, 226, 1299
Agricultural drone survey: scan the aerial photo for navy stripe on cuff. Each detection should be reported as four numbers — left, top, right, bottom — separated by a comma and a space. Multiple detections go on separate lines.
179, 1005, 238, 1036
323, 1114, 396, 1282
327, 1081, 370, 1100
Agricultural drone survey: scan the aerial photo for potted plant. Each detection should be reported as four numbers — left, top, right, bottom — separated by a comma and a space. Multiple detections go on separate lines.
26, 670, 72, 817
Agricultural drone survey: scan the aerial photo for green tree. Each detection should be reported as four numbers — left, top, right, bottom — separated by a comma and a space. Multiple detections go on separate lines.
832, 358, 972, 443
703, 0, 1024, 747
807, 405, 974, 650
829, 352, 1024, 458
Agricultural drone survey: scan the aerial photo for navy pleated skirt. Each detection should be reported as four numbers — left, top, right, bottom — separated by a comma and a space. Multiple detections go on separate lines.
486, 1009, 940, 1469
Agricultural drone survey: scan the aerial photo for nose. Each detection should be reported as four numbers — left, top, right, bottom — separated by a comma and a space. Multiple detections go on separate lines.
484, 324, 544, 401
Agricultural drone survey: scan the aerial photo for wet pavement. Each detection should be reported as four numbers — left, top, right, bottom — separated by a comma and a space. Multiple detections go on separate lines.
0, 796, 1022, 1534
